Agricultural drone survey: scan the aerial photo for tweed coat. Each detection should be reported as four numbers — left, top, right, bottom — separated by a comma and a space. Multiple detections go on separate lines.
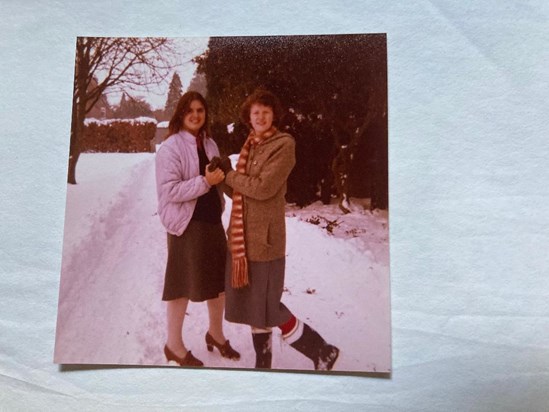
225, 131, 296, 262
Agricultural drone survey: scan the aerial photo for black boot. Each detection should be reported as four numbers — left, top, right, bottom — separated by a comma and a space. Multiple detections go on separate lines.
289, 323, 339, 371
252, 332, 272, 369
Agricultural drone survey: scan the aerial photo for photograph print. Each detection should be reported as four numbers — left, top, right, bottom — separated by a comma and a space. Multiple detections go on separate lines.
54, 34, 390, 374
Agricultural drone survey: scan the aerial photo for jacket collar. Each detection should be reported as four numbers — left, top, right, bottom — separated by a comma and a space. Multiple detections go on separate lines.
261, 129, 291, 145
177, 129, 199, 144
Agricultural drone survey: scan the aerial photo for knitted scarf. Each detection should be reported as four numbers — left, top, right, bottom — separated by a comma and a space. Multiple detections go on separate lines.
229, 127, 277, 288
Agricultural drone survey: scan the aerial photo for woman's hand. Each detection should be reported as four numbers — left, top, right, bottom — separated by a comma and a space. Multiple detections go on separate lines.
205, 165, 225, 186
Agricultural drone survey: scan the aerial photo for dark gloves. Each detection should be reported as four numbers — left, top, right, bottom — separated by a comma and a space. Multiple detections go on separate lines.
218, 156, 234, 174
207, 156, 222, 172
208, 156, 233, 175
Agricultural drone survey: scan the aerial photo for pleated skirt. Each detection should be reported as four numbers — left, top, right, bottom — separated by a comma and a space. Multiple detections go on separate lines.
162, 220, 226, 302
224, 253, 292, 328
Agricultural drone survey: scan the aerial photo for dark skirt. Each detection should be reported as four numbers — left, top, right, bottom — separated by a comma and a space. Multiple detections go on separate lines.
224, 253, 292, 328
162, 220, 226, 302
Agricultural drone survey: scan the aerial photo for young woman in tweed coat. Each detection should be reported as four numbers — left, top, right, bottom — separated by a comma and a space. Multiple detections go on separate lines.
219, 89, 340, 371
155, 92, 240, 367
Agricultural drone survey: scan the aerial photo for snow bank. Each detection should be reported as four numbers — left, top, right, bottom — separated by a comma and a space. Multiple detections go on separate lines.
54, 153, 391, 373
84, 117, 158, 126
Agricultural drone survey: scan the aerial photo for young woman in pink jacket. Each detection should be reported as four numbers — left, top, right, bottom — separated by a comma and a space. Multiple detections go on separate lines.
155, 91, 240, 367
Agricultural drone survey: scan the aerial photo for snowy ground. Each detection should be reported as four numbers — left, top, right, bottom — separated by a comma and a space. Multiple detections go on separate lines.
54, 153, 391, 373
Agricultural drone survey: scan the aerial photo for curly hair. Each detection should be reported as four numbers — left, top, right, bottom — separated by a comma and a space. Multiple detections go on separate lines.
240, 88, 284, 128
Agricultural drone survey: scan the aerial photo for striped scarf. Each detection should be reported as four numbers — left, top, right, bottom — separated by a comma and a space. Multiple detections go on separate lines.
229, 127, 276, 288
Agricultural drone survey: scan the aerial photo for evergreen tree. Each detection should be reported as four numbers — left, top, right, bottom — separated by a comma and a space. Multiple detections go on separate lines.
164, 72, 183, 118
187, 71, 207, 96
115, 93, 153, 118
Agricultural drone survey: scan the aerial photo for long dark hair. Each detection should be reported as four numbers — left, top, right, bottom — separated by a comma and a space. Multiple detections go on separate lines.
240, 88, 284, 129
167, 91, 209, 139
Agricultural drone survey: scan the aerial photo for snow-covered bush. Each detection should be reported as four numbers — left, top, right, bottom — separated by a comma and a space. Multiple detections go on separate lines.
81, 118, 157, 153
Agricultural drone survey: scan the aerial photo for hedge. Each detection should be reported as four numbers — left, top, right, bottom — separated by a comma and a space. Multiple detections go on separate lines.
81, 117, 157, 152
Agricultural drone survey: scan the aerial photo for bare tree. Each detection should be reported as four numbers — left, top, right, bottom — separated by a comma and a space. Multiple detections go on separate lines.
68, 37, 176, 184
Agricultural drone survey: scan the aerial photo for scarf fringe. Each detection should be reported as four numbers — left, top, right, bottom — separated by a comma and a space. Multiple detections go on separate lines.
231, 256, 249, 288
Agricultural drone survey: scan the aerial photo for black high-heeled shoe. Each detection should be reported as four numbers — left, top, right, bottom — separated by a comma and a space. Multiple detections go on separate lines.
164, 345, 204, 367
205, 332, 241, 360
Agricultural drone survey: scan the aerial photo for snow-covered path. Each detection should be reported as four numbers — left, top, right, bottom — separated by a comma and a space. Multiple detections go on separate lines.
54, 154, 390, 373
55, 154, 167, 365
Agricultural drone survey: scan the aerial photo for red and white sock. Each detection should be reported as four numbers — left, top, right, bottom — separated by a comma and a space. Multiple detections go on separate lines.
279, 316, 304, 344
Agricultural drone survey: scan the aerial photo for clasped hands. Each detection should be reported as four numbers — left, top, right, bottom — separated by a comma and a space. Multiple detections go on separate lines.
205, 156, 233, 186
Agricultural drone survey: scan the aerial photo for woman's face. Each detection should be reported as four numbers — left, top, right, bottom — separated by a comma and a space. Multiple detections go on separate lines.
182, 99, 206, 136
250, 103, 274, 136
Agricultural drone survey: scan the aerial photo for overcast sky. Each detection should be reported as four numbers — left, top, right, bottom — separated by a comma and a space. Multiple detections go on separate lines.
104, 37, 210, 111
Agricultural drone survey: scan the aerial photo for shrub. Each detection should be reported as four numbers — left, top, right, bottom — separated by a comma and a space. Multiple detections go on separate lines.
82, 117, 157, 152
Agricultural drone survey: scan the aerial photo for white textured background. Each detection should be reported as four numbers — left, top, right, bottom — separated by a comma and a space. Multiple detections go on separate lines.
1, 1, 548, 410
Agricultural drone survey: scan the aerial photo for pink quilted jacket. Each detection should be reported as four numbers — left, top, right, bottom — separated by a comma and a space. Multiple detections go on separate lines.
155, 130, 224, 236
